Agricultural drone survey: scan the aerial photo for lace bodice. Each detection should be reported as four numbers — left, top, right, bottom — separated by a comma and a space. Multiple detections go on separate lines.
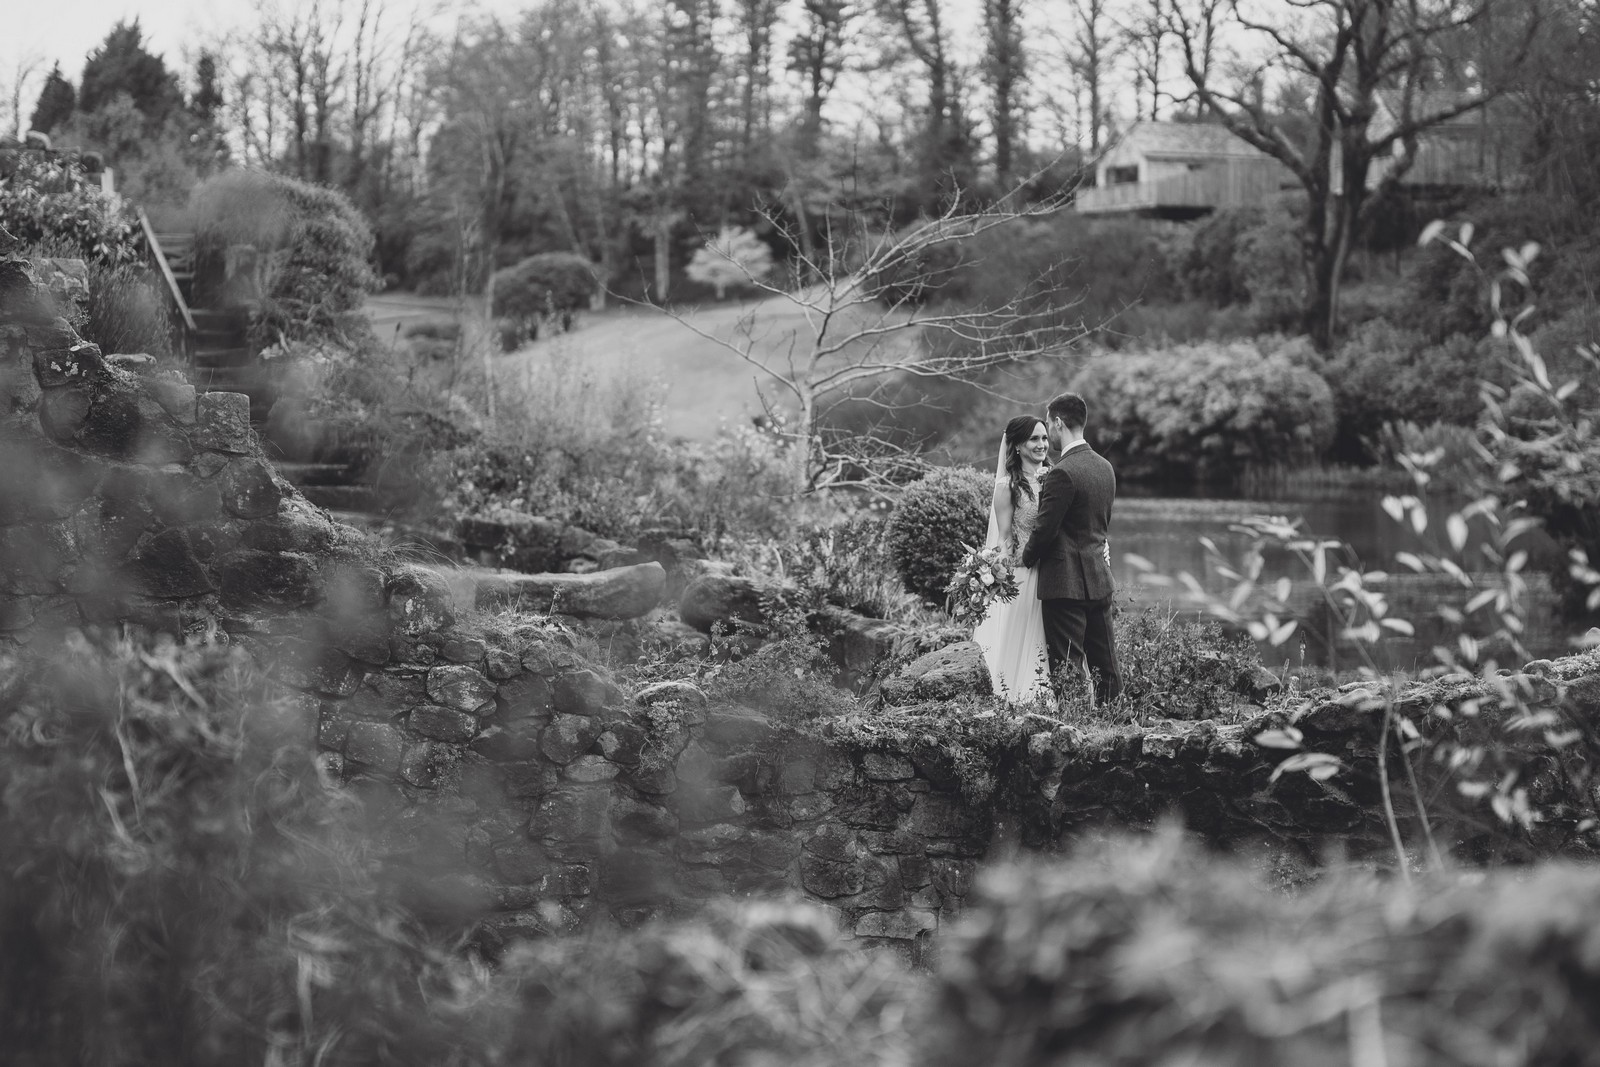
1001, 474, 1042, 559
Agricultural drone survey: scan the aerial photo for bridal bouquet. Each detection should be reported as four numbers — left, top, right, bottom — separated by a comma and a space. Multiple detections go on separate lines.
946, 543, 1020, 625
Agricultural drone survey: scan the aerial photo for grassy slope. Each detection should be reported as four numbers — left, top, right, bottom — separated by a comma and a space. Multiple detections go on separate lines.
498, 292, 920, 442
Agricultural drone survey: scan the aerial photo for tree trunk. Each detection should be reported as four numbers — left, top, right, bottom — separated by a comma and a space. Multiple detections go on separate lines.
654, 213, 672, 302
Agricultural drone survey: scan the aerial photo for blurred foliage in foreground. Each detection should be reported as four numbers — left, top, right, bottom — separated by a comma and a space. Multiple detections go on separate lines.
5, 634, 1600, 1066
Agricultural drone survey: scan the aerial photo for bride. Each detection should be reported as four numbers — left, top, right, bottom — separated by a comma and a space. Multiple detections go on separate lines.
973, 415, 1051, 704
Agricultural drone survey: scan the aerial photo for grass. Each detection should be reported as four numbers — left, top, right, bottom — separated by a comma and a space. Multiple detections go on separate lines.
369, 289, 922, 443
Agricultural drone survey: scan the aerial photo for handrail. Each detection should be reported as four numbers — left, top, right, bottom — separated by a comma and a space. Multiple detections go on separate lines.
137, 208, 197, 338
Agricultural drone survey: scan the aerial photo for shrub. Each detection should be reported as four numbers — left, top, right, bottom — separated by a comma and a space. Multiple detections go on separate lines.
491, 252, 597, 328
922, 832, 1600, 1067
887, 466, 991, 601
0, 154, 143, 265
1170, 196, 1305, 333
777, 512, 919, 621
496, 900, 914, 1067
1104, 607, 1263, 722
187, 169, 378, 341
1320, 318, 1488, 462
80, 260, 174, 359
1071, 338, 1337, 482
0, 634, 484, 1066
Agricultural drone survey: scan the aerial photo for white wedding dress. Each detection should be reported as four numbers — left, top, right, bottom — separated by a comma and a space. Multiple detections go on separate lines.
973, 471, 1051, 705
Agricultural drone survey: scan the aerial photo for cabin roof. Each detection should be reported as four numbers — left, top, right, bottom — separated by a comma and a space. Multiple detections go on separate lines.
1104, 121, 1264, 161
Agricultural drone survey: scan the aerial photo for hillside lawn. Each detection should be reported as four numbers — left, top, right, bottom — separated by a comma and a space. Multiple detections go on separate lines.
368, 289, 920, 442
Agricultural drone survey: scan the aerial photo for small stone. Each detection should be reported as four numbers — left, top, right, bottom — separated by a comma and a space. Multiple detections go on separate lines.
485, 646, 522, 680
193, 392, 253, 452
502, 761, 560, 798
220, 457, 283, 519
494, 838, 552, 884
861, 752, 916, 781
191, 452, 228, 478
434, 634, 484, 664
535, 787, 611, 842
38, 383, 93, 442
800, 854, 864, 898
597, 722, 647, 764
126, 528, 214, 599
677, 784, 746, 824
611, 797, 678, 840
217, 550, 320, 609
564, 754, 619, 783
498, 672, 553, 718
409, 705, 480, 743
400, 741, 456, 788
387, 564, 454, 637
677, 824, 752, 865
426, 664, 497, 715
33, 339, 103, 387
344, 721, 405, 775
147, 378, 197, 423
553, 669, 623, 716
541, 714, 600, 764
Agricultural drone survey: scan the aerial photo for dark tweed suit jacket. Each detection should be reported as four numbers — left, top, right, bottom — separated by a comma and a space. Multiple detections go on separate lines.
1019, 443, 1117, 601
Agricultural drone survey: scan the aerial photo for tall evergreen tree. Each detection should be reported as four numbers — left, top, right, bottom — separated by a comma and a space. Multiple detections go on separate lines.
28, 64, 75, 135
79, 20, 183, 126
191, 51, 223, 123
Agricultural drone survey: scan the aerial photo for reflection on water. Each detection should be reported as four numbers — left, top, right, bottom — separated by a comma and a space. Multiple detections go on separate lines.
1111, 488, 1573, 671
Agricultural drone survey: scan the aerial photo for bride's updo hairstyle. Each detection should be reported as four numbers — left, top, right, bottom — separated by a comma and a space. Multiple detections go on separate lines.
1002, 415, 1044, 506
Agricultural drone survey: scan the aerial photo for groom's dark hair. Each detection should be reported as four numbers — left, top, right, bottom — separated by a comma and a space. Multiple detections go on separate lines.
1047, 392, 1088, 431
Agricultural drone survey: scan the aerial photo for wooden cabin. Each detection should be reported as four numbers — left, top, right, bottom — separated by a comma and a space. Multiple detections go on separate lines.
1078, 106, 1520, 218
1075, 122, 1296, 219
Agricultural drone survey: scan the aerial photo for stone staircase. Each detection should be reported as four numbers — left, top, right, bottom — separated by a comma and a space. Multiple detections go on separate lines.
149, 227, 277, 423
146, 225, 390, 526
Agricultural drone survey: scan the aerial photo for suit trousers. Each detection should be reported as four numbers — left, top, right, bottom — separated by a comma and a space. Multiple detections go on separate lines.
1040, 596, 1122, 705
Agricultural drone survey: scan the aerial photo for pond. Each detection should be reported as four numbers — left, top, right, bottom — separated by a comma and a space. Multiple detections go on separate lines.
1110, 484, 1576, 673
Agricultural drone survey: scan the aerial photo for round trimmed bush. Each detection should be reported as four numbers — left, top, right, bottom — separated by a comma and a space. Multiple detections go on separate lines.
491, 252, 598, 328
886, 466, 992, 602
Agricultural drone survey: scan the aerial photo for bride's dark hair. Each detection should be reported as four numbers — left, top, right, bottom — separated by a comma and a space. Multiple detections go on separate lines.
1002, 415, 1044, 507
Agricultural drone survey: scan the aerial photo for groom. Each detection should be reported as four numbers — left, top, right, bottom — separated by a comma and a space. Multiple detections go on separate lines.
1020, 392, 1122, 705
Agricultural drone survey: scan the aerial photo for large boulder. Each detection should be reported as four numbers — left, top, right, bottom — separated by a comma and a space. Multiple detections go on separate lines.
456, 508, 616, 574
679, 573, 791, 633
472, 562, 666, 620
880, 641, 991, 705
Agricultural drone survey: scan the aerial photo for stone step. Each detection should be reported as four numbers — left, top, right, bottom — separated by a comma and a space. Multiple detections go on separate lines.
190, 308, 248, 331
274, 461, 358, 487
193, 346, 255, 369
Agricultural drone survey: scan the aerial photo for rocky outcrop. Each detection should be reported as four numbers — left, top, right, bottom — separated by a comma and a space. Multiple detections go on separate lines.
471, 562, 667, 619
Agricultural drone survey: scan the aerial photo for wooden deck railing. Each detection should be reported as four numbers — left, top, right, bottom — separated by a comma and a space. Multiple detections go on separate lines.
137, 209, 196, 363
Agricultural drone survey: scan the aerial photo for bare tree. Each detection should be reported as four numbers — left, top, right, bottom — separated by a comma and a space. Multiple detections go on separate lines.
983, 0, 1028, 189
1171, 0, 1540, 349
656, 191, 1085, 494
1055, 0, 1119, 153
2, 50, 44, 141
